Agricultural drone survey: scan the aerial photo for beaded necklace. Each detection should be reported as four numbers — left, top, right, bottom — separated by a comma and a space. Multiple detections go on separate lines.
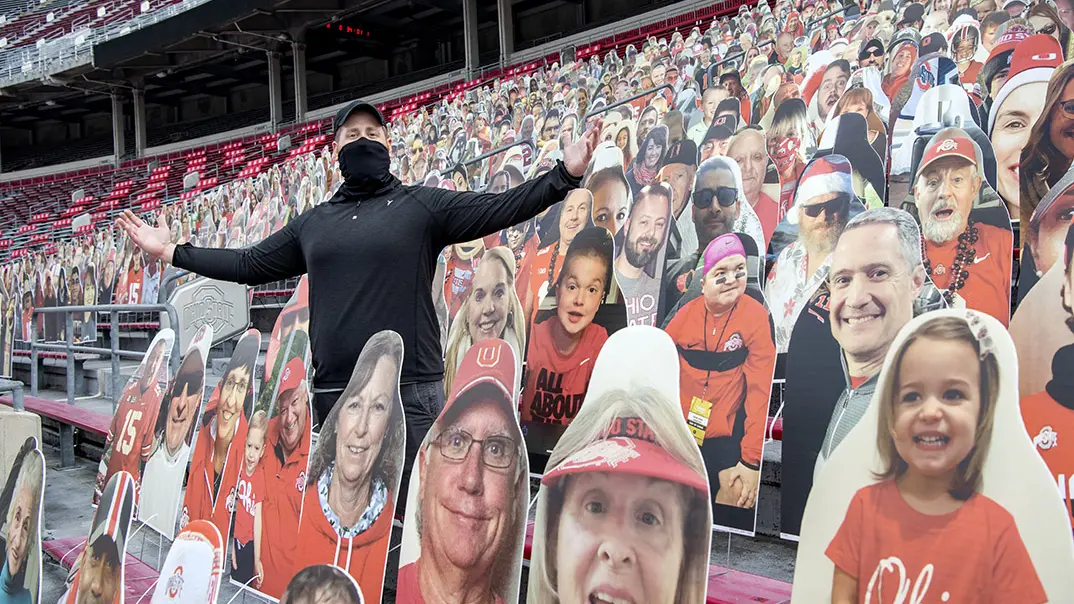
921, 221, 978, 305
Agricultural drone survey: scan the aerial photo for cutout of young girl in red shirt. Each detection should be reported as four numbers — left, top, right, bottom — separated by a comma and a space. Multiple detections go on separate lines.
826, 314, 1046, 604
232, 410, 267, 589
522, 227, 613, 426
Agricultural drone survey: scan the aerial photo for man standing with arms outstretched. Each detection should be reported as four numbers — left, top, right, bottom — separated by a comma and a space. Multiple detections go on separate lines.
118, 99, 600, 506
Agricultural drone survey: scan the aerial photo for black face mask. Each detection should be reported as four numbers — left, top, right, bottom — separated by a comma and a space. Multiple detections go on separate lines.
338, 138, 391, 189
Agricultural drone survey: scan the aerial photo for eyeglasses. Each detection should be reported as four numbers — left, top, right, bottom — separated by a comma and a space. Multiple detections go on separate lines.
1037, 22, 1058, 35
801, 196, 849, 218
433, 428, 518, 469
694, 186, 738, 209
1058, 99, 1074, 119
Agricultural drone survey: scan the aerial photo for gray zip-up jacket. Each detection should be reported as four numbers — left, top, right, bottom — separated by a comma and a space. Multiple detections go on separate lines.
813, 357, 879, 481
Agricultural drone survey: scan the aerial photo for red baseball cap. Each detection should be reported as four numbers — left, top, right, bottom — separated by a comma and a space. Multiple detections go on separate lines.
918, 135, 977, 175
541, 417, 708, 494
440, 338, 518, 422
277, 357, 306, 395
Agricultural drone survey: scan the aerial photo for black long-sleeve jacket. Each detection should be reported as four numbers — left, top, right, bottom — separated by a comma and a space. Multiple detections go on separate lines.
173, 161, 581, 389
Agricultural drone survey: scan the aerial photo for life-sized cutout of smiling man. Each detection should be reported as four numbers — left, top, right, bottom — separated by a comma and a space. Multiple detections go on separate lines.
139, 325, 212, 539
398, 338, 529, 604
813, 208, 926, 479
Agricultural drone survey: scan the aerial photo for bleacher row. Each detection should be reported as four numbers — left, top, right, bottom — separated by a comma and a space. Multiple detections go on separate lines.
0, 0, 185, 50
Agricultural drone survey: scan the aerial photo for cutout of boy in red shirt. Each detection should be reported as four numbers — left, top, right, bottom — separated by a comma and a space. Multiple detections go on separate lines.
522, 227, 613, 426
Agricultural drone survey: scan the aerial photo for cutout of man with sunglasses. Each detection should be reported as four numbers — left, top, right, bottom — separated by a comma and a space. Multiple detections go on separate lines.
765, 155, 855, 352
659, 157, 765, 323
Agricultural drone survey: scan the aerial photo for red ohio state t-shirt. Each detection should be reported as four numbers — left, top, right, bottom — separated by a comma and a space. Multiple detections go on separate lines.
522, 318, 608, 426
233, 463, 264, 546
826, 480, 1046, 604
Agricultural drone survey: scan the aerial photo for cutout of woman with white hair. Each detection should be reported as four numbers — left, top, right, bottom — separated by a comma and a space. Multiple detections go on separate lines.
0, 439, 43, 604
528, 326, 712, 604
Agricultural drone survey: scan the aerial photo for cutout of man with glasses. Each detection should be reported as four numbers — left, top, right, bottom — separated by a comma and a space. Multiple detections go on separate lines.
399, 338, 529, 604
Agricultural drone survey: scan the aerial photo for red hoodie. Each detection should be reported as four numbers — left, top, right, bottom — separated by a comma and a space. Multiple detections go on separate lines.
258, 414, 312, 598
181, 413, 248, 542
293, 483, 396, 604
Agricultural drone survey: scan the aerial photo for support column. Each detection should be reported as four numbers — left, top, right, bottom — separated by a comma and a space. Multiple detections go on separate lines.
132, 86, 147, 158
267, 50, 283, 130
463, 0, 479, 79
111, 91, 125, 162
292, 42, 308, 123
497, 0, 514, 66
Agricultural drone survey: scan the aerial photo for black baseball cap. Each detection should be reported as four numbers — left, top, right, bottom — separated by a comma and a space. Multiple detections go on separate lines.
662, 139, 698, 168
333, 99, 386, 134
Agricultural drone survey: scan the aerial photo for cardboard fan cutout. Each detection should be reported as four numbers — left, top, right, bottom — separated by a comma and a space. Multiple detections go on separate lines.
780, 207, 943, 539
527, 326, 712, 604
792, 310, 1074, 603
728, 127, 783, 247
664, 232, 776, 535
138, 325, 213, 539
0, 437, 44, 604
281, 565, 364, 604
399, 338, 529, 604
63, 472, 135, 604
233, 343, 314, 599
908, 129, 1013, 326
443, 246, 527, 400
150, 520, 224, 604
516, 189, 595, 329
1019, 163, 1074, 301
293, 330, 405, 604
766, 155, 866, 353
179, 329, 261, 544
888, 55, 961, 177
94, 329, 175, 506
1012, 219, 1074, 525
521, 226, 628, 459
987, 34, 1062, 221
614, 180, 674, 327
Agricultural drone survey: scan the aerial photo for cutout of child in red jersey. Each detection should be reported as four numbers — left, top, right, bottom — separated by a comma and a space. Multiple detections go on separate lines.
793, 310, 1074, 602
522, 227, 616, 427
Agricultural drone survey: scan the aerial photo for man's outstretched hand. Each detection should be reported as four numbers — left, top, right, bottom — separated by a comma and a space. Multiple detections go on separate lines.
116, 210, 176, 264
562, 117, 604, 178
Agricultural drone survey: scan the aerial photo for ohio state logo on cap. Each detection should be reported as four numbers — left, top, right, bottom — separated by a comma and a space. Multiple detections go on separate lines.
938, 139, 958, 152
556, 437, 640, 472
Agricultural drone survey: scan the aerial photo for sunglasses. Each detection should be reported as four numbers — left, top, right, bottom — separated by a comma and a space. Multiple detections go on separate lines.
801, 196, 849, 218
694, 186, 738, 209
1037, 22, 1058, 35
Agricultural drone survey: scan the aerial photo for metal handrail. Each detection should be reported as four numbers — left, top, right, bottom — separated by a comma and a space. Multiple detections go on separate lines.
463, 139, 536, 168
29, 303, 181, 411
583, 83, 673, 121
